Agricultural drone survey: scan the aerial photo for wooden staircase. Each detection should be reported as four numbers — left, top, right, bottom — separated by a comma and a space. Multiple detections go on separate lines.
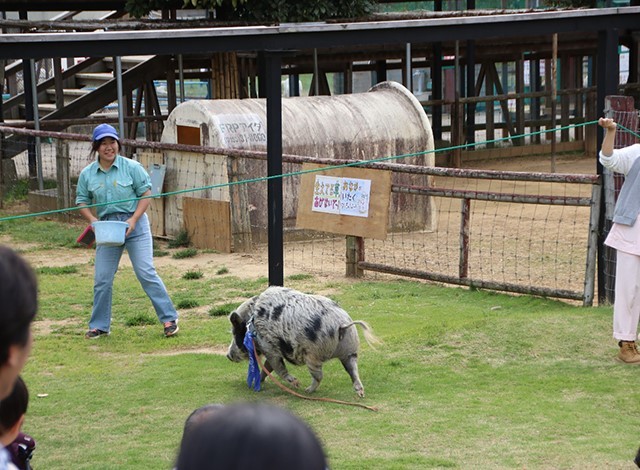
1, 54, 172, 159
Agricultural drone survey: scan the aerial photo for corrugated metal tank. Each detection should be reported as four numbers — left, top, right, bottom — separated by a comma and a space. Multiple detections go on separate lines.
160, 80, 435, 248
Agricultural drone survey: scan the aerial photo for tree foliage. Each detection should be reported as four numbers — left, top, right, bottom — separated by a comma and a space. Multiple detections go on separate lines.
125, 0, 183, 19
541, 0, 596, 6
125, 0, 377, 22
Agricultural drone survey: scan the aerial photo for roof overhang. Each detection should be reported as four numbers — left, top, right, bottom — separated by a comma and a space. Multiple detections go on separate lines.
0, 7, 638, 60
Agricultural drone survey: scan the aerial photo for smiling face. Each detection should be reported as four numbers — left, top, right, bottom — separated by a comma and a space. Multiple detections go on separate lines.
96, 137, 119, 169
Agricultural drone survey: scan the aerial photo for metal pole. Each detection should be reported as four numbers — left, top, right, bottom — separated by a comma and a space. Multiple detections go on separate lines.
178, 54, 185, 102
265, 51, 284, 286
114, 56, 125, 149
313, 48, 319, 96
29, 59, 43, 191
405, 43, 411, 90
596, 28, 620, 305
550, 33, 557, 173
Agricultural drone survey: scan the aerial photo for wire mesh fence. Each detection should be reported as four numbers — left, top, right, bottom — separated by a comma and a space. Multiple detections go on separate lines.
0, 121, 620, 304
601, 98, 640, 304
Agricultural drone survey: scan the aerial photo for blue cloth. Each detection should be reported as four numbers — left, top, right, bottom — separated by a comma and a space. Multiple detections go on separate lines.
243, 330, 261, 391
88, 213, 177, 332
75, 154, 152, 219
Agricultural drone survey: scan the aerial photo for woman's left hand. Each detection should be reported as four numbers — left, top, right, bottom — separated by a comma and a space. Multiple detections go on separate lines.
125, 217, 137, 236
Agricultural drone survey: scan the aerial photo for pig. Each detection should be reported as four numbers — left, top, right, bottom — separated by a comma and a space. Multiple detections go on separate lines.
226, 286, 379, 398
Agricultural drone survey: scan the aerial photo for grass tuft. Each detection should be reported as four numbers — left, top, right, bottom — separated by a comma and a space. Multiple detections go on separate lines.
167, 230, 191, 248
182, 271, 204, 280
172, 248, 197, 259
209, 302, 241, 317
37, 265, 79, 275
124, 312, 156, 327
287, 273, 314, 281
176, 298, 200, 309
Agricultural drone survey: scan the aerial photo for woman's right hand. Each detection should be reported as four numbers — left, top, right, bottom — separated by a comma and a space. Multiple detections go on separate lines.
598, 117, 617, 131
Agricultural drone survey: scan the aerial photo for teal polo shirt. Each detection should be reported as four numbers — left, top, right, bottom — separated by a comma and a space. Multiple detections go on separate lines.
75, 154, 152, 219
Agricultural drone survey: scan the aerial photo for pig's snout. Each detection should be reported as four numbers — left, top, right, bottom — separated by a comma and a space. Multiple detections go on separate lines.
226, 342, 247, 362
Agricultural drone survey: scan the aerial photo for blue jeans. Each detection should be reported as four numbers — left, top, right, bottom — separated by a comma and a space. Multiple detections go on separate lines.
89, 212, 178, 332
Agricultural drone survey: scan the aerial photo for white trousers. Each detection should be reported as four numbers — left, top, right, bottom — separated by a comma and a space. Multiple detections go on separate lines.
613, 250, 640, 341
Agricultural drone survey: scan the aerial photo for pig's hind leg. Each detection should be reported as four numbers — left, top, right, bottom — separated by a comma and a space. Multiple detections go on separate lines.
304, 360, 324, 394
341, 354, 365, 398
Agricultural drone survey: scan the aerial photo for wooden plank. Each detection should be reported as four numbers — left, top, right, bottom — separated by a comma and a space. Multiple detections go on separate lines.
433, 140, 585, 166
183, 197, 232, 252
296, 163, 391, 240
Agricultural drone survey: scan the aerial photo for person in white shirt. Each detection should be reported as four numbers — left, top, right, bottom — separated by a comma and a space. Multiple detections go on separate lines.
598, 117, 640, 363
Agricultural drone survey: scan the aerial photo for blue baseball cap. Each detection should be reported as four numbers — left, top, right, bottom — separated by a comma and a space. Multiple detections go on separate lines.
92, 123, 119, 142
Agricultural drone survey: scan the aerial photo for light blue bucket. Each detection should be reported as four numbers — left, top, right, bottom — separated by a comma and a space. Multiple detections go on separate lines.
92, 221, 128, 246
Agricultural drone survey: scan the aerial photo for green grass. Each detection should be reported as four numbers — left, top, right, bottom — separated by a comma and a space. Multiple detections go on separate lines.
182, 270, 204, 280
1, 217, 638, 468
0, 216, 82, 249
208, 302, 242, 317
172, 248, 197, 259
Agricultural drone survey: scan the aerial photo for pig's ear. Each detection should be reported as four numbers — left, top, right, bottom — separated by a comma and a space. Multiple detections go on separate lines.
230, 311, 242, 327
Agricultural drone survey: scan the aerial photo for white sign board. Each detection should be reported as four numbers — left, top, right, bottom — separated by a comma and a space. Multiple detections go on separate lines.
312, 175, 371, 218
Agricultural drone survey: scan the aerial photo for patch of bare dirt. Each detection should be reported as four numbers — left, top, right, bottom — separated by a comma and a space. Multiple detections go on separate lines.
462, 153, 596, 174
142, 346, 228, 357
31, 318, 77, 336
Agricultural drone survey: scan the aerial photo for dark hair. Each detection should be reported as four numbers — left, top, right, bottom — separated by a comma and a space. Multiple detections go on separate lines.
176, 402, 327, 470
0, 246, 37, 365
91, 138, 120, 153
182, 403, 224, 441
0, 376, 29, 434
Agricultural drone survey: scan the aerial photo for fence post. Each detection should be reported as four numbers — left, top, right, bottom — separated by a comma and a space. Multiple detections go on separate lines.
227, 155, 253, 252
459, 198, 470, 279
584, 90, 597, 156
55, 138, 71, 223
346, 236, 364, 278
583, 180, 601, 306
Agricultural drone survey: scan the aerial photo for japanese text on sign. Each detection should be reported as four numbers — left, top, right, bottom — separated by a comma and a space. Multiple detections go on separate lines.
214, 113, 267, 147
312, 175, 371, 218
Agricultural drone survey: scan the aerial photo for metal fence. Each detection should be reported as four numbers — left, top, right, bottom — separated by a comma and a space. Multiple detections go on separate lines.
0, 125, 603, 305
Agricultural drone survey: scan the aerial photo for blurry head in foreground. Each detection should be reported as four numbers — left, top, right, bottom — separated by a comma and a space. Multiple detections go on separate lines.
176, 402, 327, 470
0, 246, 37, 400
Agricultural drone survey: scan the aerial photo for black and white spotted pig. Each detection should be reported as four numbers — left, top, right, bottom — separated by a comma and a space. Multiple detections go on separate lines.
226, 286, 379, 397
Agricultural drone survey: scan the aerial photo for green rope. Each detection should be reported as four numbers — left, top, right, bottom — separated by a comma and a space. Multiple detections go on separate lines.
616, 122, 640, 139
0, 119, 625, 223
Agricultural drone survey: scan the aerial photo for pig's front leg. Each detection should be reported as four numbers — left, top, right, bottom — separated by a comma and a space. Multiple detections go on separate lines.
260, 359, 274, 383
264, 354, 299, 388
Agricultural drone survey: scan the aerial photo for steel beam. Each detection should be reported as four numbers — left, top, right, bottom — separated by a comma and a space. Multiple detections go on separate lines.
0, 8, 638, 60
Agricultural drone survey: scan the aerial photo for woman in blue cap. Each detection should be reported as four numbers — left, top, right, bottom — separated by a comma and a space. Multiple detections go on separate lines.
75, 124, 179, 339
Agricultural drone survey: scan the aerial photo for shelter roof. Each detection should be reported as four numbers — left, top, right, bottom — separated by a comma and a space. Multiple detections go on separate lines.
0, 6, 637, 61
